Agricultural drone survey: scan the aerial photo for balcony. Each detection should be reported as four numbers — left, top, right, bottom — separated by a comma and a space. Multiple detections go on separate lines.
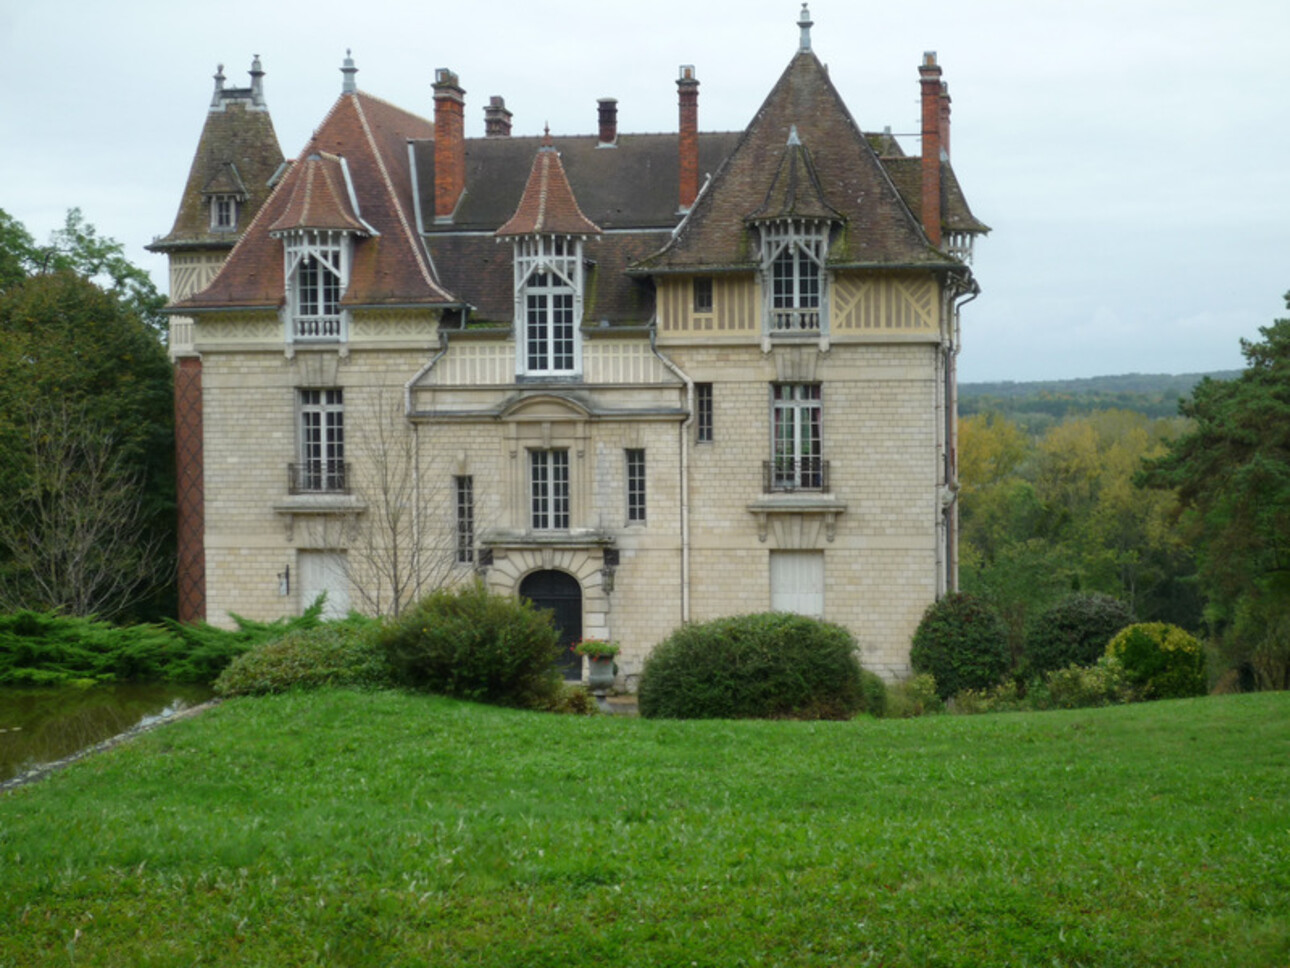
288, 461, 350, 495
770, 307, 820, 333
763, 458, 829, 493
293, 315, 342, 340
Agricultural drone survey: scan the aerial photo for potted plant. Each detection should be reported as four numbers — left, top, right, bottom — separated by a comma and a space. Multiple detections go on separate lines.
573, 639, 619, 692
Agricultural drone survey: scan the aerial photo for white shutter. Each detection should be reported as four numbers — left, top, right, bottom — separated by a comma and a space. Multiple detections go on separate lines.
770, 551, 824, 617
298, 551, 350, 619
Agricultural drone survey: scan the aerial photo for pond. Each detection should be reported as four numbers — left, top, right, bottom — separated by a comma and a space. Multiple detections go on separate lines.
0, 682, 214, 784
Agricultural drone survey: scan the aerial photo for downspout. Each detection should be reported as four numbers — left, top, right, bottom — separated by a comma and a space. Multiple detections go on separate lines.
649, 324, 693, 624
405, 328, 453, 607
943, 280, 979, 595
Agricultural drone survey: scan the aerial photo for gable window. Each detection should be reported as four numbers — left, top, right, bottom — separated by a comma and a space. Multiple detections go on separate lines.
210, 195, 238, 231
281, 229, 351, 341
693, 276, 714, 314
514, 236, 584, 377
455, 475, 475, 564
530, 449, 570, 530
293, 389, 346, 493
626, 449, 646, 524
759, 219, 828, 333
695, 383, 714, 443
770, 384, 823, 491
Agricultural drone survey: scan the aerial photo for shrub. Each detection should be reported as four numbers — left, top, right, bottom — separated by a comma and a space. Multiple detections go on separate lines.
885, 674, 943, 718
637, 612, 870, 720
378, 582, 561, 708
1105, 622, 1207, 700
214, 618, 390, 697
1025, 593, 1136, 675
951, 679, 1025, 715
858, 668, 889, 718
1045, 658, 1129, 709
910, 593, 1009, 700
533, 682, 600, 716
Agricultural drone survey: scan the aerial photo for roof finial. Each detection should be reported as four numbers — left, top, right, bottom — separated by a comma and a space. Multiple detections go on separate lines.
542, 123, 553, 149
798, 3, 813, 53
211, 63, 226, 108
249, 54, 265, 107
787, 124, 801, 146
341, 48, 358, 94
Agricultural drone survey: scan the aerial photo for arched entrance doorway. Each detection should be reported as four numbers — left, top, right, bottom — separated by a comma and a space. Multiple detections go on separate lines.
519, 570, 583, 680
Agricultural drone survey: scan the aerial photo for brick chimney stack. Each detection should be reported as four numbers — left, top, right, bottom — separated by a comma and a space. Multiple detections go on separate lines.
434, 68, 466, 219
677, 65, 699, 210
598, 98, 618, 146
939, 82, 952, 162
484, 95, 512, 137
919, 52, 943, 248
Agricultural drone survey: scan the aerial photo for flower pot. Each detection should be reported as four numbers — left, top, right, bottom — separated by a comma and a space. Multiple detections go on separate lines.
587, 655, 615, 692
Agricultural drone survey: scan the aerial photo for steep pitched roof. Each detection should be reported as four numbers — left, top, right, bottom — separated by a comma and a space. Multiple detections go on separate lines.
880, 157, 991, 235
747, 129, 843, 222
496, 137, 602, 237
149, 81, 283, 252
640, 51, 951, 272
176, 90, 457, 312
268, 153, 367, 234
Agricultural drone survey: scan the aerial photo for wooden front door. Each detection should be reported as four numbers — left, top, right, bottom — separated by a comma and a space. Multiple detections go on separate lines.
519, 570, 583, 680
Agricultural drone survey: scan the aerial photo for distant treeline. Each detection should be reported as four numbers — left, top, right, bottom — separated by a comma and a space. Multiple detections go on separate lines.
960, 371, 1240, 430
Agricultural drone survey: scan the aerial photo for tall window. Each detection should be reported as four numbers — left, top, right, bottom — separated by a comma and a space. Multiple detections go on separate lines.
759, 219, 828, 333
771, 384, 823, 490
296, 389, 345, 492
626, 449, 646, 524
455, 476, 475, 564
514, 235, 583, 377
530, 450, 570, 530
695, 383, 714, 443
281, 229, 349, 340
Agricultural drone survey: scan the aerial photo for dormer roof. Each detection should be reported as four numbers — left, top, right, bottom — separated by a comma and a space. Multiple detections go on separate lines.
496, 136, 603, 238
201, 162, 249, 200
268, 153, 368, 235
746, 128, 842, 223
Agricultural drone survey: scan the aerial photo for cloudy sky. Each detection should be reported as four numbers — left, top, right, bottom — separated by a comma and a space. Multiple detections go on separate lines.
1, 0, 1284, 382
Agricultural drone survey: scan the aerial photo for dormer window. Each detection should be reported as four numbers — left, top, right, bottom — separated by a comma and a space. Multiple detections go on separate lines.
514, 235, 584, 377
210, 195, 238, 231
760, 219, 829, 334
282, 229, 350, 341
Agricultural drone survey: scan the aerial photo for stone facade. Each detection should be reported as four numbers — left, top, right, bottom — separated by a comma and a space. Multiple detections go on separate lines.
160, 11, 987, 682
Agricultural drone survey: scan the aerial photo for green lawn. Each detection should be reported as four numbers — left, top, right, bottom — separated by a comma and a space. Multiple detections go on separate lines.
1, 691, 1287, 967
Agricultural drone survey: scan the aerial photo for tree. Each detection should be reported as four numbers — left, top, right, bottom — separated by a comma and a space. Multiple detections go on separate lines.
0, 210, 174, 620
1141, 297, 1290, 688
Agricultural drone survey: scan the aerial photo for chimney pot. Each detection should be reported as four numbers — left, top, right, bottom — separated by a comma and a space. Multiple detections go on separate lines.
919, 53, 944, 247
597, 97, 618, 146
484, 95, 513, 137
434, 67, 467, 219
677, 66, 700, 210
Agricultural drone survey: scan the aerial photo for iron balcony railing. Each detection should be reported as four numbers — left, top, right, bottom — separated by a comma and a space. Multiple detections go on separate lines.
764, 457, 829, 493
288, 461, 350, 495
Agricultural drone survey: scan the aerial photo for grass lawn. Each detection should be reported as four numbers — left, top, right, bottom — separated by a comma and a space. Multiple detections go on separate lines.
0, 691, 1287, 967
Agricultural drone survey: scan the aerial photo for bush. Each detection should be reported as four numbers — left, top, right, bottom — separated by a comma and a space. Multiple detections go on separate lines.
1105, 622, 1208, 700
885, 674, 943, 718
378, 582, 561, 708
533, 682, 600, 716
1045, 658, 1129, 709
637, 612, 871, 720
910, 593, 1009, 700
1025, 593, 1135, 675
858, 668, 888, 718
214, 618, 390, 697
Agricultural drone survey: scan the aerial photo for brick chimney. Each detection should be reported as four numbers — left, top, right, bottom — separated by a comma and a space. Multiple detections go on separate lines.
598, 98, 618, 146
677, 65, 699, 210
484, 95, 512, 137
433, 68, 466, 219
939, 81, 952, 162
919, 52, 943, 248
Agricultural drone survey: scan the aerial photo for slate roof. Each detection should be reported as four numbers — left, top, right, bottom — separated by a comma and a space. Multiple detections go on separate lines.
747, 131, 843, 223
880, 156, 991, 235
641, 51, 953, 272
149, 82, 284, 253
176, 91, 456, 312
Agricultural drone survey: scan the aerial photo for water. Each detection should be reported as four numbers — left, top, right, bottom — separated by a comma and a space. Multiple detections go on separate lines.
0, 682, 214, 783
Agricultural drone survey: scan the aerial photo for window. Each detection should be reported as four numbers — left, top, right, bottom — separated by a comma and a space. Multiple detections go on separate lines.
281, 229, 349, 340
770, 551, 824, 617
295, 389, 345, 493
695, 383, 714, 443
530, 450, 569, 530
693, 276, 714, 314
455, 476, 475, 564
759, 219, 828, 333
771, 384, 823, 490
626, 449, 646, 523
513, 235, 584, 377
210, 195, 237, 231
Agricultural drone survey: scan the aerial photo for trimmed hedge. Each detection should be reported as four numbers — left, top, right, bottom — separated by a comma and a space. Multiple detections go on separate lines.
1025, 593, 1135, 675
637, 612, 876, 720
378, 582, 561, 708
910, 593, 1009, 700
1105, 622, 1207, 700
214, 619, 390, 697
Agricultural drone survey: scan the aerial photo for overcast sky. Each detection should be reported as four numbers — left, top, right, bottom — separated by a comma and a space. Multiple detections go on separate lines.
1, 0, 1284, 382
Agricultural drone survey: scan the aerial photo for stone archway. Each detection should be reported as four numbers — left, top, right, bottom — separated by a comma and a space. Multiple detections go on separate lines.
519, 570, 583, 680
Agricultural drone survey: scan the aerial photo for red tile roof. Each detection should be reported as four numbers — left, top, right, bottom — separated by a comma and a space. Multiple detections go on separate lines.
268, 153, 367, 234
496, 139, 602, 238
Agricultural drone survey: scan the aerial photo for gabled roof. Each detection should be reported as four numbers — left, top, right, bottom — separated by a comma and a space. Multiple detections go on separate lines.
149, 80, 283, 253
268, 153, 367, 234
496, 137, 602, 237
747, 129, 843, 223
640, 51, 950, 272
176, 90, 457, 312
